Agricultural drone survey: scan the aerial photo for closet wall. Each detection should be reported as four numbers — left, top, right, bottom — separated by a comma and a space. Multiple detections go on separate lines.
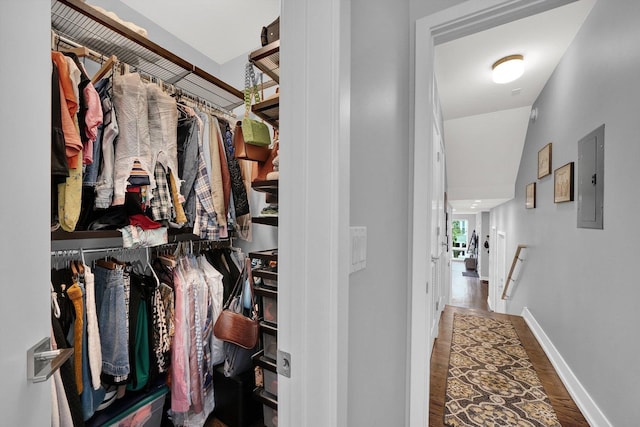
0, 1, 52, 426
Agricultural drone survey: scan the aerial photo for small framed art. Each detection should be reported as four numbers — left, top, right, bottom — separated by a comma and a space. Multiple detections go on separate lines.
554, 162, 574, 203
525, 182, 536, 209
538, 142, 552, 179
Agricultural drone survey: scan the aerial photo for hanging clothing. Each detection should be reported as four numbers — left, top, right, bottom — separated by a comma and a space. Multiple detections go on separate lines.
93, 77, 119, 205
193, 135, 221, 240
51, 51, 82, 168
93, 264, 129, 378
214, 118, 232, 218
111, 72, 154, 206
83, 265, 102, 390
221, 120, 250, 221
51, 61, 69, 181
177, 106, 201, 227
207, 115, 227, 236
147, 84, 180, 195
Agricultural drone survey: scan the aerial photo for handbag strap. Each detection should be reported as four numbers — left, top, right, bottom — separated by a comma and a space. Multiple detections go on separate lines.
222, 261, 245, 309
221, 257, 258, 319
243, 257, 258, 319
244, 63, 262, 117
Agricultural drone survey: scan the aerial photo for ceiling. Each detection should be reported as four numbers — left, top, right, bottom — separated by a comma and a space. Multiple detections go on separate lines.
435, 0, 596, 214
120, 0, 280, 64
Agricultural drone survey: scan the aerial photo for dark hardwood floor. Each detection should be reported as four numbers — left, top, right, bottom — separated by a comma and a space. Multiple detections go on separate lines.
430, 262, 588, 426
449, 260, 488, 311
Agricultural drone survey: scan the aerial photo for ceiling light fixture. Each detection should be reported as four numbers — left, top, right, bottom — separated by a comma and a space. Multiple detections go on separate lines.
492, 54, 524, 84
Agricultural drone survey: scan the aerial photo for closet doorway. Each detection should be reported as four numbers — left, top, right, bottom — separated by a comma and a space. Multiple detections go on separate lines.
410, 1, 586, 426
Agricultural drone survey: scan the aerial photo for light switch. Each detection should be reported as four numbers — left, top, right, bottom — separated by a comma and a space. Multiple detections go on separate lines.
350, 226, 367, 273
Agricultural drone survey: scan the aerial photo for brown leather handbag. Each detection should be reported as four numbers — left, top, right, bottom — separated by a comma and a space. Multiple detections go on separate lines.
234, 121, 270, 162
213, 258, 259, 349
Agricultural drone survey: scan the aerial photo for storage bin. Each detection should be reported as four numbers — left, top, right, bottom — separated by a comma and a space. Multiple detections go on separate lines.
106, 387, 167, 427
253, 268, 278, 289
263, 404, 278, 427
255, 286, 278, 325
253, 351, 278, 398
261, 322, 278, 361
263, 368, 278, 397
254, 386, 278, 427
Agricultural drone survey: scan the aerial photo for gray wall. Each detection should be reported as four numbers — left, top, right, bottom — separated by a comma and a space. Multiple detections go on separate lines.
478, 211, 490, 278
491, 1, 640, 425
348, 0, 410, 425
0, 1, 51, 425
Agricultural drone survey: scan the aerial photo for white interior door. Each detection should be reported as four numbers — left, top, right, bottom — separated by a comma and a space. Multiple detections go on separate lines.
430, 125, 446, 340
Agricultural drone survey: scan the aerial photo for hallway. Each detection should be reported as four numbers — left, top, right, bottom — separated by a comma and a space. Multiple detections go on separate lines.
429, 263, 588, 426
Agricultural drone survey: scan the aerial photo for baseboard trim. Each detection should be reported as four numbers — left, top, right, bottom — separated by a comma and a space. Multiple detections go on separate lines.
521, 307, 612, 427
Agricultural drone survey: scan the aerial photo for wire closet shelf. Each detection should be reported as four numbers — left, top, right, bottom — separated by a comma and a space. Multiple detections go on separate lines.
51, 0, 244, 112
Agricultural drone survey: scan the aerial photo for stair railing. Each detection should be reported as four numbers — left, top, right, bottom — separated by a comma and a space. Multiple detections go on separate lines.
501, 244, 527, 300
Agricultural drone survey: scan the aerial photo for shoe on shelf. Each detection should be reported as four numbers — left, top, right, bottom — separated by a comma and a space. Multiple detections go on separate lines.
260, 204, 278, 217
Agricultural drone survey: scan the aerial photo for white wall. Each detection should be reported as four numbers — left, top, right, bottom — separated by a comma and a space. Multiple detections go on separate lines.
89, 0, 222, 75
348, 0, 411, 425
0, 1, 51, 426
491, 1, 640, 425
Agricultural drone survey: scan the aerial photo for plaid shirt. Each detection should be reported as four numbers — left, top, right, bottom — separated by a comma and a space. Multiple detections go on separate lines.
150, 162, 172, 222
194, 139, 221, 240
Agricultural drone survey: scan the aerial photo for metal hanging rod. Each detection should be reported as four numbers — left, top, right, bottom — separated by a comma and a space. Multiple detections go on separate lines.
52, 30, 237, 120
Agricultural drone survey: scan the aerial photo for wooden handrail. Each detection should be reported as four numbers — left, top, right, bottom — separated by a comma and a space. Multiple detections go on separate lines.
501, 244, 527, 300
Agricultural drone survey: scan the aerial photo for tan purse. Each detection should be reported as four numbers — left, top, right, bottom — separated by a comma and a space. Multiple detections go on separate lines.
213, 258, 259, 349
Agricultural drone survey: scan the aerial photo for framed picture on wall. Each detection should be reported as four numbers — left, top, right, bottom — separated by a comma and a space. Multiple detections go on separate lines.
554, 162, 574, 203
525, 182, 536, 209
538, 142, 552, 179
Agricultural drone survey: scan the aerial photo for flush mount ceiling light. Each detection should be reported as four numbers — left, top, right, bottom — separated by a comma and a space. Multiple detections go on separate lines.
492, 54, 524, 84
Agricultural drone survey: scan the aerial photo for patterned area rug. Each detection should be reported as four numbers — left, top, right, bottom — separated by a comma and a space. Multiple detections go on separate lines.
444, 314, 561, 426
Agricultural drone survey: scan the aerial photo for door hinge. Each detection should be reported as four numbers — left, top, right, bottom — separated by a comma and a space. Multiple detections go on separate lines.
426, 281, 429, 294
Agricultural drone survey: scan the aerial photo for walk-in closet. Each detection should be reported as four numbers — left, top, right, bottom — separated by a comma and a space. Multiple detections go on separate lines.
47, 1, 280, 425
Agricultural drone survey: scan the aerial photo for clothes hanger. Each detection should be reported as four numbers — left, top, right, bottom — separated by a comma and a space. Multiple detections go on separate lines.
146, 248, 160, 287
61, 46, 90, 58
95, 251, 118, 270
91, 55, 117, 84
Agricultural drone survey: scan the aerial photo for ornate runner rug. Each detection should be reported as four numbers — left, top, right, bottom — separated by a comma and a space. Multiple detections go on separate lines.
444, 313, 561, 427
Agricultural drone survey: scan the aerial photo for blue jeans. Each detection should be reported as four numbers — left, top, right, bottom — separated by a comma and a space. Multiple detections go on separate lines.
93, 265, 130, 377
177, 111, 200, 226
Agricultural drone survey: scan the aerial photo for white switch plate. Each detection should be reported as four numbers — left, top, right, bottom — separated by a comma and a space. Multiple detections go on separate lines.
350, 226, 367, 273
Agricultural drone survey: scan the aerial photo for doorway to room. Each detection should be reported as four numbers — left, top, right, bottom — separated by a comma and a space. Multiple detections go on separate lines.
450, 219, 468, 261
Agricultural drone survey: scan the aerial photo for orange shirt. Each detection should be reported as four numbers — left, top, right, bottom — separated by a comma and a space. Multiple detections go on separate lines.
52, 52, 82, 168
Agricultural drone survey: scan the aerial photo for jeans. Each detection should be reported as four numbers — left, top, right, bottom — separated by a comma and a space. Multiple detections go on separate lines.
147, 84, 179, 192
177, 111, 200, 226
112, 73, 153, 206
95, 78, 119, 208
93, 265, 130, 377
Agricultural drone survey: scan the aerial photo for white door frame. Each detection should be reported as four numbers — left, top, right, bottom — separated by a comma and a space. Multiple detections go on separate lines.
410, 1, 578, 425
